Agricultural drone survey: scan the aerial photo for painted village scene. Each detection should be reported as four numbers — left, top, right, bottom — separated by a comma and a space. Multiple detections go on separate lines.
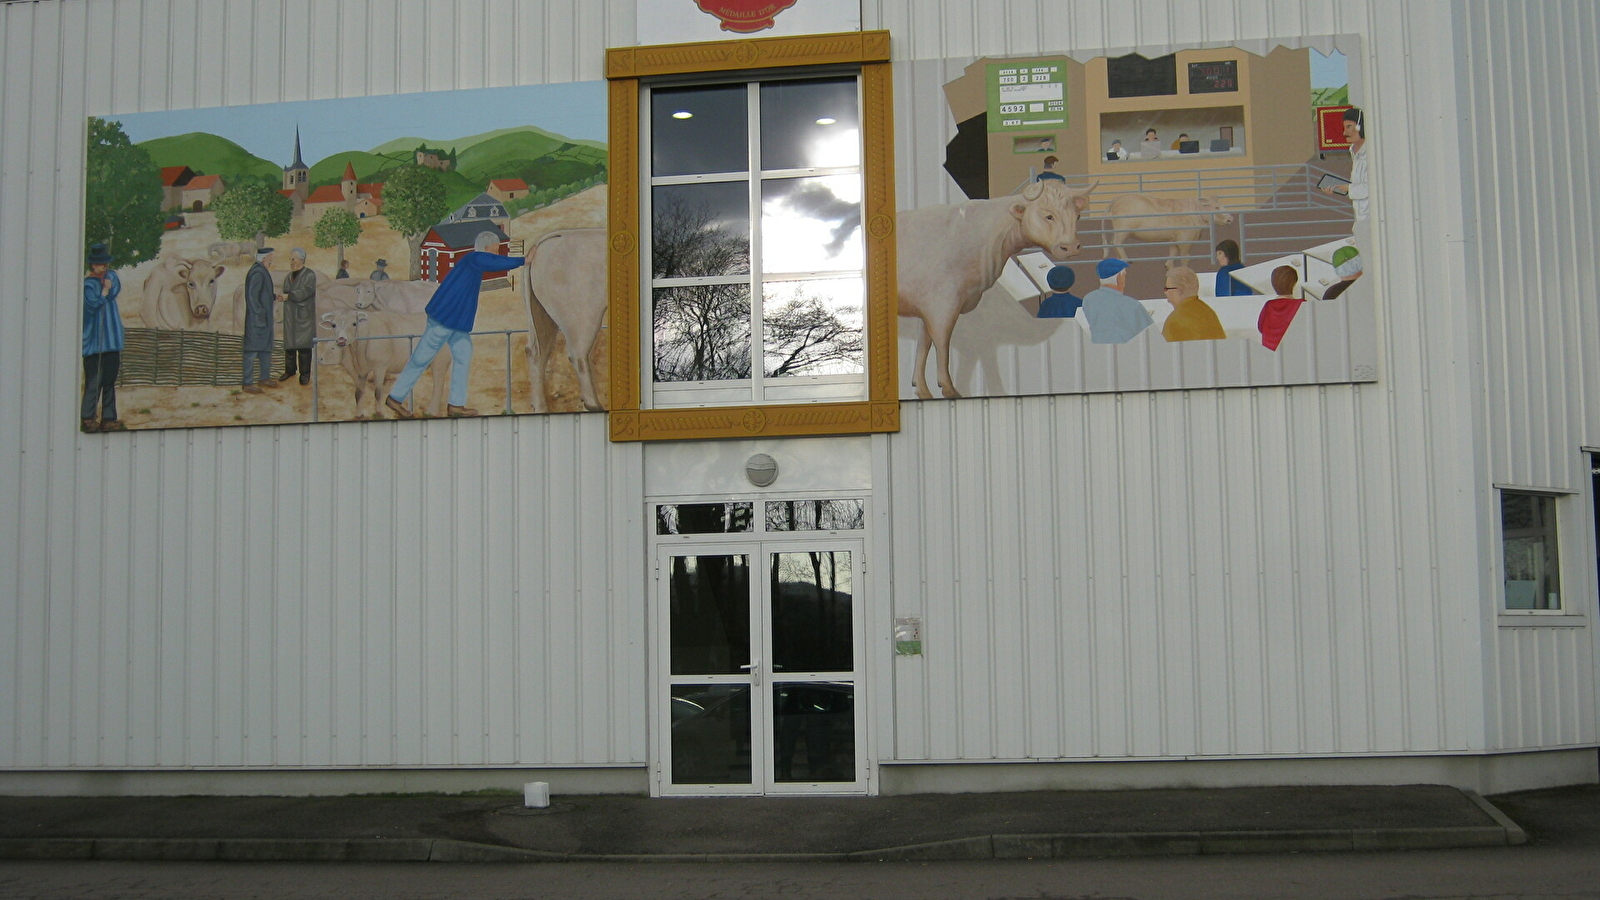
81, 82, 608, 431
892, 39, 1375, 400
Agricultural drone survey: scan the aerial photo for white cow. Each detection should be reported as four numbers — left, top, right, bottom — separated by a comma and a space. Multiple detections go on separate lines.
206, 241, 257, 263
352, 278, 437, 315
519, 229, 609, 412
142, 255, 226, 330
315, 307, 451, 419
1105, 194, 1235, 268
896, 179, 1096, 398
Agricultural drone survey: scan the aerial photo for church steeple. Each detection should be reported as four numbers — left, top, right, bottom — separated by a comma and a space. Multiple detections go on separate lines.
290, 127, 307, 170
282, 126, 309, 194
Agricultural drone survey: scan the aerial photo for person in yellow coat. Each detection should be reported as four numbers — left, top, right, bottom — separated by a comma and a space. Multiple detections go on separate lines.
1161, 266, 1226, 342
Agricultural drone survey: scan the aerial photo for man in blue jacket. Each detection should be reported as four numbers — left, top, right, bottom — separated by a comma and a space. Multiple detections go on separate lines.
81, 243, 125, 432
385, 231, 523, 418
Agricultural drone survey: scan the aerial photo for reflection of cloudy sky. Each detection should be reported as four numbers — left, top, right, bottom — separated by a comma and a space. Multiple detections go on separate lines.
762, 175, 862, 273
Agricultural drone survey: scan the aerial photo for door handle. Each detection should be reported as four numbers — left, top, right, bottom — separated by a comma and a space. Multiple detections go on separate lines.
739, 661, 761, 686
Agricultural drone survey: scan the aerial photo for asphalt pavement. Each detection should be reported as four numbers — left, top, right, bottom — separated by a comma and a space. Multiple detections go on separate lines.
0, 782, 1572, 863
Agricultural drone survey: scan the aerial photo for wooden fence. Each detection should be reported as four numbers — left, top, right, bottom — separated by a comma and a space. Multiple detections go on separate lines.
117, 328, 284, 386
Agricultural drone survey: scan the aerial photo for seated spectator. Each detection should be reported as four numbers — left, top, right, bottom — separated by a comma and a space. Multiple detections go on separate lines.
1257, 265, 1304, 351
1107, 140, 1128, 160
1037, 265, 1083, 318
1213, 239, 1256, 296
1321, 245, 1364, 300
1161, 266, 1226, 342
1140, 128, 1161, 159
1082, 257, 1153, 343
1171, 132, 1191, 150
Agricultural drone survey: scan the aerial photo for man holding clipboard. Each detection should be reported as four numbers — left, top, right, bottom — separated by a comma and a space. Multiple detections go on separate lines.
1320, 108, 1369, 221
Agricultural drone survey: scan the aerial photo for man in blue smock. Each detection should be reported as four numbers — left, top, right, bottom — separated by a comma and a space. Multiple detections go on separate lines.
81, 243, 125, 432
385, 231, 523, 418
1036, 265, 1082, 318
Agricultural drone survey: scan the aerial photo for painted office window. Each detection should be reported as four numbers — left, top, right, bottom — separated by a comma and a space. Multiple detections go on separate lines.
1502, 491, 1561, 611
648, 75, 866, 407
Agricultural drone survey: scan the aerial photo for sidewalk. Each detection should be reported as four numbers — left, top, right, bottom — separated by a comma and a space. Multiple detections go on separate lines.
0, 784, 1538, 863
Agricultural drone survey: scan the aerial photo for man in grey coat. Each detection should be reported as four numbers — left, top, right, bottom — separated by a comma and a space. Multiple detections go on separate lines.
241, 247, 279, 395
279, 247, 318, 385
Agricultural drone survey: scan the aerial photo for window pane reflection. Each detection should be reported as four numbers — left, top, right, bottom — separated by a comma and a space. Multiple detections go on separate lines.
1502, 492, 1561, 610
652, 84, 749, 176
654, 284, 752, 383
652, 183, 750, 278
760, 176, 862, 274
762, 278, 864, 378
770, 550, 853, 673
672, 684, 753, 785
668, 554, 750, 675
657, 503, 755, 535
773, 683, 855, 783
764, 499, 865, 531
760, 78, 860, 170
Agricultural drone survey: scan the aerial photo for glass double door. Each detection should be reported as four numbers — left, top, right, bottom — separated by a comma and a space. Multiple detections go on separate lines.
657, 540, 865, 795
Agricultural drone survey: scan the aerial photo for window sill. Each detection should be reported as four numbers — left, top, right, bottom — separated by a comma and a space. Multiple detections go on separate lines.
1497, 613, 1587, 627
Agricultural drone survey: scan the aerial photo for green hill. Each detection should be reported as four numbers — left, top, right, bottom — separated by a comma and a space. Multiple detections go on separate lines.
307, 150, 412, 186
137, 132, 280, 183
1311, 85, 1350, 107
371, 124, 605, 158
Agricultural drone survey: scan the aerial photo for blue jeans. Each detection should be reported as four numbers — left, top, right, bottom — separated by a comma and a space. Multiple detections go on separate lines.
242, 350, 271, 386
388, 317, 473, 407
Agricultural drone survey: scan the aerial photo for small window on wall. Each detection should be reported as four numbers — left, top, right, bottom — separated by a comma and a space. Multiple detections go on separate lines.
1501, 490, 1561, 610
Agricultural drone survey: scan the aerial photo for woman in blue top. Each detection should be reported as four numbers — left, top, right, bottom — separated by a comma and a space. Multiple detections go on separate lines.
1213, 239, 1255, 296
81, 243, 126, 432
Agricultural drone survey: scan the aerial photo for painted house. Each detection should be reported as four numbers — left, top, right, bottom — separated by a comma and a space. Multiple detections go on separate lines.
178, 173, 224, 211
442, 192, 508, 226
4, 0, 1598, 803
158, 165, 195, 209
487, 177, 529, 202
418, 220, 510, 283
302, 162, 384, 224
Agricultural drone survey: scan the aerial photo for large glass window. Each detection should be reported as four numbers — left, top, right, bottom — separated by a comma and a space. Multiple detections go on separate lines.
647, 75, 866, 408
1502, 490, 1561, 611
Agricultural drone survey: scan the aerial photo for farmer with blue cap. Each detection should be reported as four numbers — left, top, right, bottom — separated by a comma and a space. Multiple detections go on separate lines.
1081, 257, 1152, 343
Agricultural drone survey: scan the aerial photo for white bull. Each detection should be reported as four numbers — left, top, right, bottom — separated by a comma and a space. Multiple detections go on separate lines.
519, 229, 608, 412
315, 307, 451, 419
1105, 194, 1235, 268
352, 278, 437, 315
896, 179, 1096, 398
142, 254, 226, 330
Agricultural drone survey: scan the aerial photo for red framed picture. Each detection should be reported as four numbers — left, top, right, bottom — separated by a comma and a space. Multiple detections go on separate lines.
1318, 105, 1354, 151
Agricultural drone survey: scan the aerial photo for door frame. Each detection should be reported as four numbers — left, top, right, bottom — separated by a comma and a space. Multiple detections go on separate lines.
649, 498, 873, 797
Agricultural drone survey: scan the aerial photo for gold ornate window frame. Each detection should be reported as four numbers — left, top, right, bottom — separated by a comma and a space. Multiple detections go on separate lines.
606, 31, 898, 442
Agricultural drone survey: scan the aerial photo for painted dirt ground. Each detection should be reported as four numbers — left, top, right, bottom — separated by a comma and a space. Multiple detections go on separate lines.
109, 187, 608, 429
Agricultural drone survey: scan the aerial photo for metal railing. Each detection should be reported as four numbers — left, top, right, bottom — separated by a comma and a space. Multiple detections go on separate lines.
311, 327, 530, 422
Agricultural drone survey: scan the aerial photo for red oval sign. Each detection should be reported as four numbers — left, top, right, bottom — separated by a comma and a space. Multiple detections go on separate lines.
695, 0, 799, 34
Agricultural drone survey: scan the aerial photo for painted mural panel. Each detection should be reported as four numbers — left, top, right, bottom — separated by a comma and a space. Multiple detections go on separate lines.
80, 82, 608, 431
895, 36, 1375, 401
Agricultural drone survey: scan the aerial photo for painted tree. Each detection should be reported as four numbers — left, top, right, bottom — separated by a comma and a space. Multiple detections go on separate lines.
83, 116, 165, 268
212, 181, 292, 249
312, 208, 362, 275
382, 164, 448, 280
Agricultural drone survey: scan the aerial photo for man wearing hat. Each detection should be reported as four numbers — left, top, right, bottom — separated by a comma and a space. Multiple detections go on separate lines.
81, 243, 126, 432
1036, 265, 1083, 318
1081, 257, 1152, 343
241, 246, 279, 395
278, 248, 318, 384
369, 259, 390, 281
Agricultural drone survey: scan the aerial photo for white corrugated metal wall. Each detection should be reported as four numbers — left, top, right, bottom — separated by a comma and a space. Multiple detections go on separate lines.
1456, 0, 1600, 751
1, 0, 1594, 782
876, 0, 1512, 763
0, 0, 646, 772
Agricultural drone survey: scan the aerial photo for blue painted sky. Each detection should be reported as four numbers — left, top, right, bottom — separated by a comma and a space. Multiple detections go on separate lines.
109, 81, 607, 167
1310, 49, 1348, 89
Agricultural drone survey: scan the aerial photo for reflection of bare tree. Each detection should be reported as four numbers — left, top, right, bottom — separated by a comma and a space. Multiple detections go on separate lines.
763, 285, 864, 378
765, 499, 866, 532
653, 195, 752, 382
652, 194, 865, 384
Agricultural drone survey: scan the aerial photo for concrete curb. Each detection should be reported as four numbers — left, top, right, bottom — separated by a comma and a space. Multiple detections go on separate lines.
0, 819, 1526, 864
